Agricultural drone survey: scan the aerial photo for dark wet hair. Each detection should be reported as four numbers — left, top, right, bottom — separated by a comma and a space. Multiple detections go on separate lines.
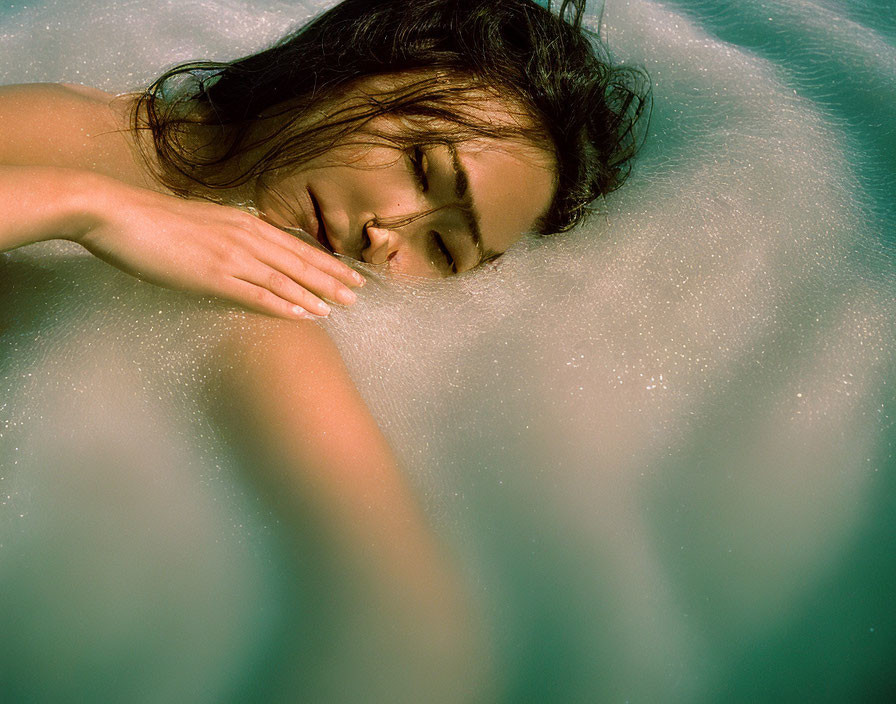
135, 0, 650, 234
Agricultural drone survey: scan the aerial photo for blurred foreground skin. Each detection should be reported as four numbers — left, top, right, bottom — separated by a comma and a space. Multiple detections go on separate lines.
0, 269, 495, 702
213, 317, 496, 702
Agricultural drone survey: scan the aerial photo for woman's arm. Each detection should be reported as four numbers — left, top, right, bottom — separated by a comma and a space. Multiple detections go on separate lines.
0, 163, 363, 319
215, 318, 492, 702
0, 165, 98, 250
0, 84, 363, 319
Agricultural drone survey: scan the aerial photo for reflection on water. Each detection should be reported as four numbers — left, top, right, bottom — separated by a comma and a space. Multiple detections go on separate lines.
2, 0, 894, 701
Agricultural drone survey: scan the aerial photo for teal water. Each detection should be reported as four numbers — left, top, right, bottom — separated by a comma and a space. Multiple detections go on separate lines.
1, 1, 894, 701
664, 0, 895, 249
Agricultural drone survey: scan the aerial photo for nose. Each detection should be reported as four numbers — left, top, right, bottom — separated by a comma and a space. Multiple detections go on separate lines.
361, 223, 400, 265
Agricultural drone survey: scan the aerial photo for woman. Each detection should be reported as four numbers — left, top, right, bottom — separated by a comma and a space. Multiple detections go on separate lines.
0, 0, 648, 698
1, 0, 647, 319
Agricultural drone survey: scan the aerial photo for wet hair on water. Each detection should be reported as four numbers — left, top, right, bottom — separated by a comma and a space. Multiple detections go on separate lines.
135, 0, 651, 234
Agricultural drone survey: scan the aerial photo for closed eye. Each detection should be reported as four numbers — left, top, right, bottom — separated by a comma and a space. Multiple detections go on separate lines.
431, 230, 456, 274
408, 145, 429, 192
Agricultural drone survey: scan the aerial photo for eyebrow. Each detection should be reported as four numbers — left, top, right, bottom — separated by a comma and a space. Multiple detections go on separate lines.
447, 143, 500, 264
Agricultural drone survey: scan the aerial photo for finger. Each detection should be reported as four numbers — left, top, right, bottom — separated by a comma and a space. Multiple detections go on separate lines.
234, 261, 335, 317
279, 232, 366, 290
251, 238, 360, 307
223, 276, 323, 321
253, 220, 366, 288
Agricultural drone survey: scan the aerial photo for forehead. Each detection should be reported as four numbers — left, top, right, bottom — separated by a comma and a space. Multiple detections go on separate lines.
455, 139, 556, 254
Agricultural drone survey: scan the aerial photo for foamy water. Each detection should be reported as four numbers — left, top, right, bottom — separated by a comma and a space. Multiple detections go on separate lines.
2, 1, 894, 701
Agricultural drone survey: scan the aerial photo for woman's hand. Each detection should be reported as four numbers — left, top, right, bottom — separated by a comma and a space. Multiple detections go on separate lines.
76, 177, 364, 319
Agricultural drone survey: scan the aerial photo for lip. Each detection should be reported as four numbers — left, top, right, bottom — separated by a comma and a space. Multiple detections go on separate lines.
307, 189, 335, 254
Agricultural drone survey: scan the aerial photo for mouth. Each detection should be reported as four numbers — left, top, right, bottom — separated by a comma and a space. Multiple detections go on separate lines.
307, 189, 335, 254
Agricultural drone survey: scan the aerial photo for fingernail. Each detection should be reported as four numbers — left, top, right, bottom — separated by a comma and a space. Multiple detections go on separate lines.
336, 288, 357, 305
292, 306, 312, 319
316, 300, 331, 316
353, 272, 366, 286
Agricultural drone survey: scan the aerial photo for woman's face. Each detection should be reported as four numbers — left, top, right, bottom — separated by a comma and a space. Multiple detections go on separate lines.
254, 128, 556, 277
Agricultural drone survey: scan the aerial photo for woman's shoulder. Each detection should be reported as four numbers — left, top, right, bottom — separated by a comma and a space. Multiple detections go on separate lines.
215, 315, 398, 472
56, 83, 117, 102
0, 82, 116, 113
216, 313, 377, 419
0, 82, 143, 180
216, 315, 349, 402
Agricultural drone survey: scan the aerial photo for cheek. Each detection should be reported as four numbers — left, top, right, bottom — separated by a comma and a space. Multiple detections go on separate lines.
387, 245, 441, 278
